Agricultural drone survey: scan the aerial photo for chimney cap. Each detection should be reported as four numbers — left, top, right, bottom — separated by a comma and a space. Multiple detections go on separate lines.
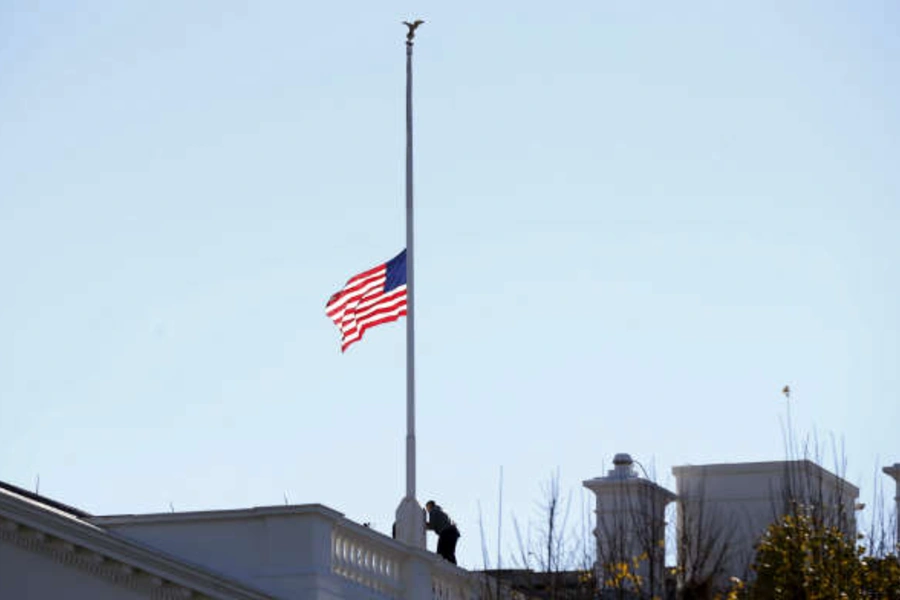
613, 453, 633, 466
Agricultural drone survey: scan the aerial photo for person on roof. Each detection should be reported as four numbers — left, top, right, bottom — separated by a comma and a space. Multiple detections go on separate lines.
424, 500, 460, 564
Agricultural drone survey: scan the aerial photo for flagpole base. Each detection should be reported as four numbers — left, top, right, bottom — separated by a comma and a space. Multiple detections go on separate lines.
394, 496, 426, 549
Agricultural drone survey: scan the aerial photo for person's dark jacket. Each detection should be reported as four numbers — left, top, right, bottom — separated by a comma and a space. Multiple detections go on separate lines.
427, 505, 453, 534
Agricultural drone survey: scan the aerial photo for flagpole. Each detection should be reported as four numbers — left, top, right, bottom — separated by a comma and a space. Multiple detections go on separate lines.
395, 19, 425, 549
405, 32, 416, 504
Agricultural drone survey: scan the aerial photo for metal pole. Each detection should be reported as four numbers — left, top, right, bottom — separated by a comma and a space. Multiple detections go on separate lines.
405, 32, 416, 502
394, 21, 425, 549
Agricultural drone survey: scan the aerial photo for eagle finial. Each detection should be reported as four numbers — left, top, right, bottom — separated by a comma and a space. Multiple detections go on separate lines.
403, 19, 425, 42
782, 385, 791, 399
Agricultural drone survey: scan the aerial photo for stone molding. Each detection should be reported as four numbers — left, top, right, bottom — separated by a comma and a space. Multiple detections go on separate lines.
0, 515, 198, 599
0, 487, 273, 600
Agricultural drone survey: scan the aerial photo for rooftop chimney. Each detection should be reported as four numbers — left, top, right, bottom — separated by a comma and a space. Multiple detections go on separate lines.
583, 453, 675, 598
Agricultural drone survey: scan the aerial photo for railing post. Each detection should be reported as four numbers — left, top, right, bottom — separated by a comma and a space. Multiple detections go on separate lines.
402, 553, 432, 600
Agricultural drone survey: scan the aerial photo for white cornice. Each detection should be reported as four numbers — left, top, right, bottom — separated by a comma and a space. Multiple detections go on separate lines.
672, 459, 860, 496
0, 488, 272, 600
0, 518, 193, 599
90, 503, 344, 526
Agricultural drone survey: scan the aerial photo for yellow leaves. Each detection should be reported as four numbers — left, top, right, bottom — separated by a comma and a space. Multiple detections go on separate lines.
725, 577, 744, 600
713, 576, 746, 600
750, 506, 900, 598
601, 553, 648, 592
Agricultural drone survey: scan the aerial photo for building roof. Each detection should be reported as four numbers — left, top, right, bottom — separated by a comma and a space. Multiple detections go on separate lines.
0, 480, 274, 599
90, 503, 343, 526
672, 459, 860, 496
0, 479, 92, 518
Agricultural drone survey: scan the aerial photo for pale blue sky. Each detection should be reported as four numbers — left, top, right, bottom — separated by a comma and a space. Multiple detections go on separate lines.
2, 1, 899, 569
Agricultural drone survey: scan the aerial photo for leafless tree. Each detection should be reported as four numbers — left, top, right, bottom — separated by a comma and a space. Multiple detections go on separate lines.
863, 465, 898, 558
592, 482, 671, 598
675, 474, 745, 600
475, 469, 596, 599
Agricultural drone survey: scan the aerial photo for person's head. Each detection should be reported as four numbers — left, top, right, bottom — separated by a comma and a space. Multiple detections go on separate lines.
425, 500, 436, 512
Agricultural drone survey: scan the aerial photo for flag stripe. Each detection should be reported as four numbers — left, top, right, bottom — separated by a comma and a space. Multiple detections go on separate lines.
341, 309, 407, 351
326, 272, 386, 314
353, 287, 406, 317
338, 288, 407, 331
340, 292, 407, 336
327, 278, 387, 320
326, 250, 407, 351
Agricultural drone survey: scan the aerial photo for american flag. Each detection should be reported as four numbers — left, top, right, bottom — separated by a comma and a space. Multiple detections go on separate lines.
325, 250, 408, 352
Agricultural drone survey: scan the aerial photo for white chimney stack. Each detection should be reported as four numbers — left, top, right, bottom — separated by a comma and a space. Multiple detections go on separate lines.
583, 453, 675, 598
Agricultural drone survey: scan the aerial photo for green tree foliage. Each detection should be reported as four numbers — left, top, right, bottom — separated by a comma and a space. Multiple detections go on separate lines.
746, 506, 900, 599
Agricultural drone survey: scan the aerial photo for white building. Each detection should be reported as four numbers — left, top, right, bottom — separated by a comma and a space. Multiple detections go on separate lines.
672, 460, 859, 592
2, 457, 890, 599
0, 481, 480, 600
882, 463, 900, 549
583, 453, 675, 598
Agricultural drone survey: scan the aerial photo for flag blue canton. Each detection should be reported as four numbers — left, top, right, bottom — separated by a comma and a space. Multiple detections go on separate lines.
384, 249, 407, 292
325, 249, 408, 351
